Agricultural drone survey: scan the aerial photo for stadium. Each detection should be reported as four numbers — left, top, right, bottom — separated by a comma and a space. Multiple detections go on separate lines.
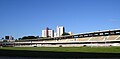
7, 29, 120, 47
1, 29, 120, 58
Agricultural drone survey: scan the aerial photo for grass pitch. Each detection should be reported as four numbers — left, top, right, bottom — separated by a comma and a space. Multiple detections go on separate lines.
1, 46, 120, 53
1, 46, 120, 58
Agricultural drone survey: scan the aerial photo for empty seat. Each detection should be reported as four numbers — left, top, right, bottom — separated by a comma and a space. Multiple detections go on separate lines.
116, 36, 120, 40
107, 35, 119, 40
89, 36, 105, 41
77, 37, 90, 41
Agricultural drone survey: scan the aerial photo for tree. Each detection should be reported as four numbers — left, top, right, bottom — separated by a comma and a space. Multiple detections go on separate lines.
36, 36, 39, 38
21, 36, 37, 39
2, 38, 4, 39
62, 32, 70, 36
18, 38, 22, 40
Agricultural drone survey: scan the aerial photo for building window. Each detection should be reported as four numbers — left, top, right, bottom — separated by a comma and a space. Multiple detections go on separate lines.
79, 35, 83, 37
94, 34, 98, 36
110, 32, 115, 34
84, 35, 88, 37
89, 34, 93, 36
74, 36, 78, 38
105, 33, 109, 35
100, 33, 103, 35
116, 32, 120, 34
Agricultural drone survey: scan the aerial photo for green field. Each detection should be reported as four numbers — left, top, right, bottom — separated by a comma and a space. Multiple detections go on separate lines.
1, 47, 120, 58
1, 46, 120, 53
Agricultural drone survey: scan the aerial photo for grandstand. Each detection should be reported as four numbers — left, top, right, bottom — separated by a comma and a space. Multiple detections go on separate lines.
1, 29, 120, 47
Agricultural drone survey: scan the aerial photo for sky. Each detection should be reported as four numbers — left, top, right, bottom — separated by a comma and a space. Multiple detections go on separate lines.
0, 0, 120, 39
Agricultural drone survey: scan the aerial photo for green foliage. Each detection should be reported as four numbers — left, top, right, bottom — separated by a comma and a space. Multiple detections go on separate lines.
18, 36, 39, 40
62, 32, 70, 36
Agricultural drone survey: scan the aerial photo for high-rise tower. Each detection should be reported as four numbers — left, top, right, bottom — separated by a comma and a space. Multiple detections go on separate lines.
56, 26, 65, 37
42, 27, 54, 38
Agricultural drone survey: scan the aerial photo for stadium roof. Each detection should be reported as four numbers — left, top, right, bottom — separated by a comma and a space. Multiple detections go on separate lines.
75, 28, 120, 35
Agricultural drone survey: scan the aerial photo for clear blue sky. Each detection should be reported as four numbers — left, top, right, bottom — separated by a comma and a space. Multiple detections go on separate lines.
0, 0, 120, 39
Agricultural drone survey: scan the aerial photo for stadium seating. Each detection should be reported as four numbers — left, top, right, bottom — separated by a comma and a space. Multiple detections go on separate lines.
76, 37, 90, 41
114, 35, 120, 40
106, 35, 119, 41
14, 34, 120, 47
89, 36, 105, 41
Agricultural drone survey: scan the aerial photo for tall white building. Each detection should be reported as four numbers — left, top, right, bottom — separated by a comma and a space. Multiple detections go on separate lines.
54, 32, 57, 37
42, 28, 54, 38
56, 26, 65, 37
42, 30, 47, 37
48, 30, 54, 37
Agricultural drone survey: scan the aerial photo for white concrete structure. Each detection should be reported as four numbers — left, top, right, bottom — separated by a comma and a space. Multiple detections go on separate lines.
42, 28, 54, 38
42, 30, 47, 37
5, 36, 14, 40
56, 26, 65, 37
48, 30, 54, 37
9, 36, 13, 40
54, 32, 57, 37
68, 32, 73, 35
